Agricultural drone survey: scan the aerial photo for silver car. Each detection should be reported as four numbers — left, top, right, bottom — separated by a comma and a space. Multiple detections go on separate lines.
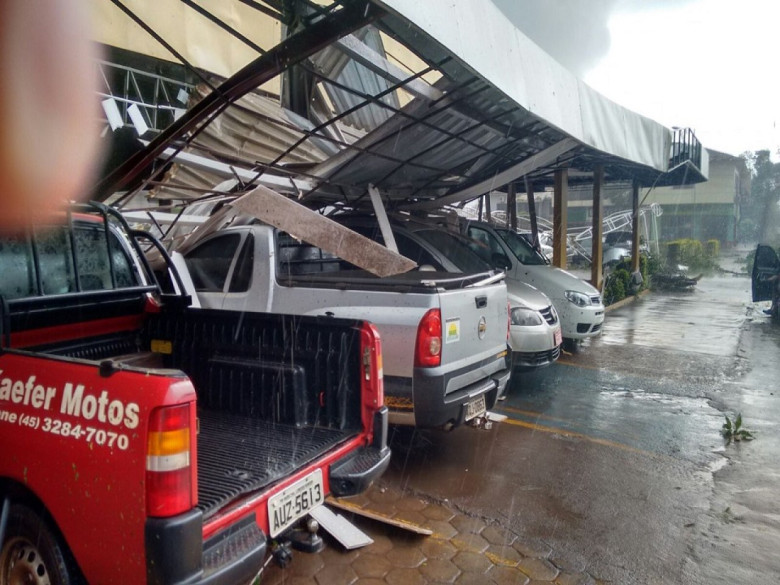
340, 218, 562, 370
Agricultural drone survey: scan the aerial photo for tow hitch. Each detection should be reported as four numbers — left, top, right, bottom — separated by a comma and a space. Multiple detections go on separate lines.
467, 415, 493, 430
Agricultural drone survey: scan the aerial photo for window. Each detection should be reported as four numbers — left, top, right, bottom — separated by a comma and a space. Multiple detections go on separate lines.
36, 226, 76, 295
73, 225, 136, 291
276, 232, 344, 276
0, 234, 35, 300
395, 234, 443, 269
229, 235, 254, 292
465, 226, 503, 264
186, 233, 243, 292
413, 230, 490, 273
0, 221, 138, 301
494, 228, 548, 265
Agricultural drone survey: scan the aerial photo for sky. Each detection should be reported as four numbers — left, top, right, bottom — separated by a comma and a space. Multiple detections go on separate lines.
492, 0, 780, 159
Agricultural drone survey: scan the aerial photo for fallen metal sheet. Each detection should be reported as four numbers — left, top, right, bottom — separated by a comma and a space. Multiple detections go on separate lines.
309, 505, 374, 550
325, 496, 433, 536
170, 252, 201, 309
231, 186, 417, 277
151, 145, 315, 194
122, 209, 208, 227
173, 201, 241, 257
486, 412, 507, 423
368, 184, 398, 253
407, 138, 580, 210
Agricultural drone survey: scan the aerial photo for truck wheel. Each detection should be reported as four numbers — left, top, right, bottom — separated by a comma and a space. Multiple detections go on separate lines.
0, 504, 76, 585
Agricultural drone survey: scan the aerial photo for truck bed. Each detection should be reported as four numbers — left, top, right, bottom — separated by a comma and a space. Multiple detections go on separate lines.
197, 410, 352, 519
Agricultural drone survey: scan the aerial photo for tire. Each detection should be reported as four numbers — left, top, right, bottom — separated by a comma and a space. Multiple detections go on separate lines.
561, 338, 580, 353
0, 504, 77, 585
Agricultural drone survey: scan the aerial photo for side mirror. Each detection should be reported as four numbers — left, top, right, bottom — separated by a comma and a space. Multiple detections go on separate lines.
491, 253, 511, 271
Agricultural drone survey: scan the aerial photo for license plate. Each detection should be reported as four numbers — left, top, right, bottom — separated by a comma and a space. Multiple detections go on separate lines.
268, 469, 324, 537
554, 328, 562, 346
465, 395, 486, 421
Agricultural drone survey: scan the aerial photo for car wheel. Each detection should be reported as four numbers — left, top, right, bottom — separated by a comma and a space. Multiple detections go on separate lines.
0, 504, 79, 585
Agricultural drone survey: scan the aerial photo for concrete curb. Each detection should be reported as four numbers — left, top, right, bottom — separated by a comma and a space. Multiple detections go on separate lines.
605, 288, 650, 313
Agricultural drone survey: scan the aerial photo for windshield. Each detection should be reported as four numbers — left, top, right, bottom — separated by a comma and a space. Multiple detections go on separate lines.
494, 228, 548, 265
413, 229, 492, 273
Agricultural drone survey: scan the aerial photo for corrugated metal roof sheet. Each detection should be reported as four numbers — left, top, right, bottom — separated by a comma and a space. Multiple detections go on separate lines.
97, 0, 705, 209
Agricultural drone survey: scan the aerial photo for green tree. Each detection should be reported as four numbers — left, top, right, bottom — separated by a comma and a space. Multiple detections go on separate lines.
741, 150, 780, 243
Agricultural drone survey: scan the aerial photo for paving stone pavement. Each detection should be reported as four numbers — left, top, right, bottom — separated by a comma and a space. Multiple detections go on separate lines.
259, 481, 602, 585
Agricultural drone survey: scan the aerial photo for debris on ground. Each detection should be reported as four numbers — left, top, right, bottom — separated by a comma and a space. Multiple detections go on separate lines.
651, 272, 702, 291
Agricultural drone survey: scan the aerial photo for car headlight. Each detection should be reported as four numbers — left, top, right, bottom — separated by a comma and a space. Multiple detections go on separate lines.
564, 290, 591, 307
511, 307, 544, 326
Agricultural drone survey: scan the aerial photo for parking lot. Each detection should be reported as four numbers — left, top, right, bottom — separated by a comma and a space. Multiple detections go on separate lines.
264, 264, 780, 585
3, 3, 777, 584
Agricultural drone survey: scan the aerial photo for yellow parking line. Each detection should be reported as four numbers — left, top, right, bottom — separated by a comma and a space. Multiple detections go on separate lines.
555, 358, 602, 370
502, 417, 656, 457
499, 405, 575, 425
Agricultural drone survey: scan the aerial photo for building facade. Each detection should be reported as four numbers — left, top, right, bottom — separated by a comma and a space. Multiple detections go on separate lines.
643, 149, 748, 246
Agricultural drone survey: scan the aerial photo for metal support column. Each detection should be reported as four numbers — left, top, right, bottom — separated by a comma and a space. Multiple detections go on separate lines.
507, 183, 517, 230
525, 177, 539, 249
591, 165, 604, 289
485, 192, 492, 222
632, 179, 641, 274
553, 168, 568, 269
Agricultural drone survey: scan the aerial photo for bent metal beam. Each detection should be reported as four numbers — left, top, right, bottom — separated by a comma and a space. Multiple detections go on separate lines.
407, 138, 579, 210
94, 0, 381, 200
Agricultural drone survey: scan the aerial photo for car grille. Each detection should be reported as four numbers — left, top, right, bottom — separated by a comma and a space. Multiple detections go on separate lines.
577, 322, 603, 334
514, 345, 561, 368
539, 305, 557, 325
590, 294, 602, 305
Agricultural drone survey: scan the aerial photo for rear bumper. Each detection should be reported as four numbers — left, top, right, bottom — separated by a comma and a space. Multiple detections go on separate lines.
146, 512, 266, 585
329, 445, 391, 496
330, 407, 391, 496
386, 351, 510, 428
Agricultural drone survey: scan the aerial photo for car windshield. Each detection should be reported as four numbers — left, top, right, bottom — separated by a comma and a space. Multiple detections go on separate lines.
413, 229, 491, 273
604, 231, 633, 246
494, 228, 548, 265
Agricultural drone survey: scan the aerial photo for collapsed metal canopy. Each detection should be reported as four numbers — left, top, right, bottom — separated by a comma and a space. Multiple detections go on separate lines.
94, 0, 707, 209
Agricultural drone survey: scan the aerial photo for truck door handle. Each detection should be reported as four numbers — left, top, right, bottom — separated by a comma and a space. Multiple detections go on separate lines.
475, 296, 487, 309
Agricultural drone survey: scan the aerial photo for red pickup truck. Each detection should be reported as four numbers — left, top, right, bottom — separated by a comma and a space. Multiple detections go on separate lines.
0, 203, 390, 585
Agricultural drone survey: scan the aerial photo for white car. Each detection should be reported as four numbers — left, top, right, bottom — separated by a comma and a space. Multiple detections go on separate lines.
461, 221, 604, 351
400, 226, 563, 369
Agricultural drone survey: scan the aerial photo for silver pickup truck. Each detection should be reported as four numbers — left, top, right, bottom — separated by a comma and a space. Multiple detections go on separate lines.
180, 219, 511, 430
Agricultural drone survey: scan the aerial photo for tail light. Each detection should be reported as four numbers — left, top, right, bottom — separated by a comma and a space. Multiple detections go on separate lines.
146, 403, 196, 517
360, 322, 384, 438
415, 308, 442, 368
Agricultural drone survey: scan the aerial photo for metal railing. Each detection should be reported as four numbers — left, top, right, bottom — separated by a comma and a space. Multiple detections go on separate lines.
97, 60, 195, 134
669, 127, 702, 170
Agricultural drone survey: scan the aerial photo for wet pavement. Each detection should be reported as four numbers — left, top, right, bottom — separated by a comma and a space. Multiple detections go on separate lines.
263, 257, 780, 584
